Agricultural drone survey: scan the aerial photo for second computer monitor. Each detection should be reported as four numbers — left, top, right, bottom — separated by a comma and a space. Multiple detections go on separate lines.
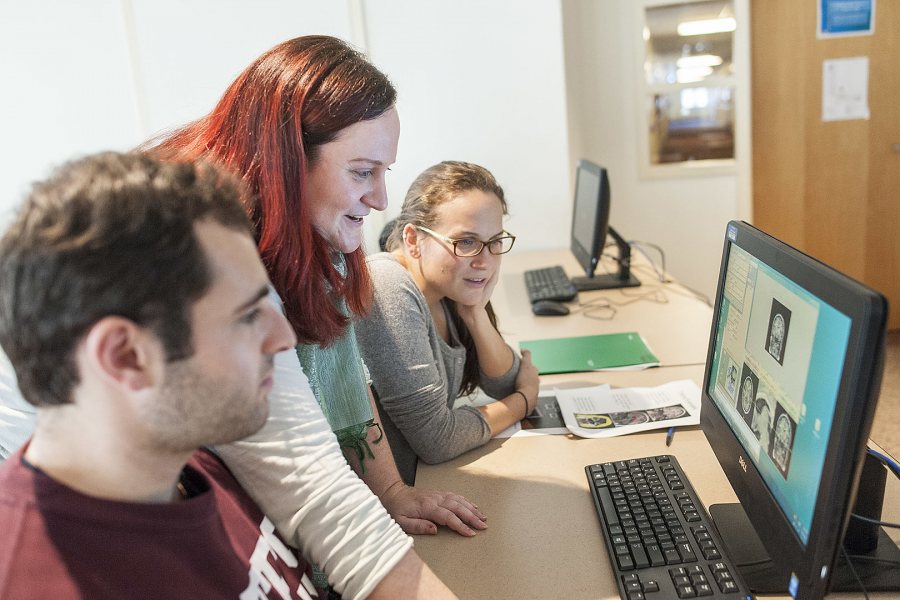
569, 159, 640, 291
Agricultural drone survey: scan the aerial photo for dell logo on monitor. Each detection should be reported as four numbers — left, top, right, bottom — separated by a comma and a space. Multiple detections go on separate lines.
738, 455, 747, 473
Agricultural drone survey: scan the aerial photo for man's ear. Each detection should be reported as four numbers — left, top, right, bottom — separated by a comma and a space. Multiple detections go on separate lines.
81, 317, 161, 392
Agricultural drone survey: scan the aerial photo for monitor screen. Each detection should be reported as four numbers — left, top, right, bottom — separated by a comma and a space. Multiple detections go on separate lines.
569, 160, 640, 291
570, 159, 608, 277
701, 221, 887, 598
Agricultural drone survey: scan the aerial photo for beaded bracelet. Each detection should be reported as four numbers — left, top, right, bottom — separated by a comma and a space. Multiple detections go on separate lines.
513, 390, 530, 420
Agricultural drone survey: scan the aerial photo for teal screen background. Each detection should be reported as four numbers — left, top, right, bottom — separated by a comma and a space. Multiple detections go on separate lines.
708, 244, 851, 545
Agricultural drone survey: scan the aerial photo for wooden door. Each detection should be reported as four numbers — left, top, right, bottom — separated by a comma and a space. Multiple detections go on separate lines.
751, 1, 900, 329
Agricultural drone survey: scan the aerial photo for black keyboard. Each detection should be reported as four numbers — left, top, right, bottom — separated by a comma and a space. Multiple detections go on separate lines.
523, 265, 577, 302
585, 455, 749, 600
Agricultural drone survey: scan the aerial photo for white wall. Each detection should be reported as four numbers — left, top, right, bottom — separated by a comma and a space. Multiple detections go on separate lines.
0, 0, 353, 225
361, 1, 571, 252
127, 0, 356, 137
0, 0, 140, 222
561, 0, 750, 300
1, 0, 745, 299
1, 0, 571, 258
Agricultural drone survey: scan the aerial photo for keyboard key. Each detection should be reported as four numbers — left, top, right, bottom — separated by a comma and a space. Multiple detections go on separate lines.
677, 542, 698, 563
703, 548, 721, 560
617, 554, 635, 571
714, 571, 734, 587
596, 486, 620, 526
696, 583, 714, 596
629, 543, 650, 569
646, 543, 665, 566
664, 549, 682, 564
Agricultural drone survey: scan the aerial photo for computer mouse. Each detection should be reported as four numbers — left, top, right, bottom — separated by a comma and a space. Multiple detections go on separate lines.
532, 300, 570, 316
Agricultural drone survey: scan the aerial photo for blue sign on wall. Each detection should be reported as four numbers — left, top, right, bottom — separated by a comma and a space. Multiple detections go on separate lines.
819, 0, 875, 37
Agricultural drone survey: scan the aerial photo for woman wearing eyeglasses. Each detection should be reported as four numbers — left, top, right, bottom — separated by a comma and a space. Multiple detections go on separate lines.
356, 161, 540, 485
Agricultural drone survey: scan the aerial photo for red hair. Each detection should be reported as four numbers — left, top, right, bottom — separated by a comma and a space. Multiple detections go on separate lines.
147, 35, 396, 346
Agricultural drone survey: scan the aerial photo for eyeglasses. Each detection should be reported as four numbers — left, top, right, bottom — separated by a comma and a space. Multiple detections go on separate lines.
416, 225, 516, 257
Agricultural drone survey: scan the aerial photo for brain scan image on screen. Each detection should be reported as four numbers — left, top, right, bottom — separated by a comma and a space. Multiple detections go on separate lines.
770, 402, 798, 478
739, 363, 759, 429
766, 299, 792, 365
750, 394, 773, 451
741, 378, 753, 413
725, 361, 738, 400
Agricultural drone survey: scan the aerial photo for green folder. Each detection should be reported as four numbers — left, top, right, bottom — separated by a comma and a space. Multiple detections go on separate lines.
519, 332, 660, 375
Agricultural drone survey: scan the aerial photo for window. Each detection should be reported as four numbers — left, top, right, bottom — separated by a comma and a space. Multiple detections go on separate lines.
638, 0, 738, 175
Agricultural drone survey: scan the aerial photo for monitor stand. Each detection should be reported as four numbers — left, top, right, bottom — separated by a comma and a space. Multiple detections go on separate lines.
708, 454, 900, 594
572, 272, 641, 291
571, 226, 642, 291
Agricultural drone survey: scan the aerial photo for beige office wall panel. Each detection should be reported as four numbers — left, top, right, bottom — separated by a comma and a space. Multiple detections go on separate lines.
749, 2, 807, 249
752, 1, 900, 329
864, 0, 900, 330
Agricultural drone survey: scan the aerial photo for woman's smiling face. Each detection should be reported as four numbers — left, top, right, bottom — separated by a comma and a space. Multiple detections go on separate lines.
414, 189, 506, 307
302, 107, 400, 254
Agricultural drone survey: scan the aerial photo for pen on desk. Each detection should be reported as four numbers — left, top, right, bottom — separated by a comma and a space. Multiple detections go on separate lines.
665, 426, 675, 447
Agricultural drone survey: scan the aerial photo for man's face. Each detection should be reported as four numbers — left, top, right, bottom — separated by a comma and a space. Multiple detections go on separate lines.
142, 220, 296, 451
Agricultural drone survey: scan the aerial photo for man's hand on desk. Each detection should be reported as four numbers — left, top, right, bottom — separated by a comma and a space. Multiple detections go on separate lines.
380, 481, 488, 537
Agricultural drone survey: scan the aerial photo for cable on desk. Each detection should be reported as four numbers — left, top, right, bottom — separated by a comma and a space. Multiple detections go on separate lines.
591, 239, 713, 309
625, 239, 714, 307
572, 285, 670, 320
867, 448, 900, 479
734, 557, 773, 569
601, 281, 670, 306
844, 555, 900, 569
665, 280, 713, 307
850, 513, 900, 529
569, 297, 617, 321
841, 543, 870, 600
628, 240, 669, 283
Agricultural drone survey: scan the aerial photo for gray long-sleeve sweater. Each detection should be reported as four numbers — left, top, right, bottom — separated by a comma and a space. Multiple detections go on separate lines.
356, 253, 520, 485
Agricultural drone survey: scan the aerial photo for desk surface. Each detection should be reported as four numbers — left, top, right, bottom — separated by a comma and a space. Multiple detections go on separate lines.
493, 250, 714, 367
414, 250, 900, 599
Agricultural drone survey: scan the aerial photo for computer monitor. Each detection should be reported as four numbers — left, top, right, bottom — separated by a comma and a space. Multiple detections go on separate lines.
701, 221, 896, 598
569, 159, 640, 291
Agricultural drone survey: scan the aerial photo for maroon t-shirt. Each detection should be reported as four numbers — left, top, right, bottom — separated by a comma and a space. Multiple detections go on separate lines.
0, 446, 325, 599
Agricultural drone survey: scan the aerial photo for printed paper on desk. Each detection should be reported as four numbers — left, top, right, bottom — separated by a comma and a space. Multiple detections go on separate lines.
556, 380, 701, 439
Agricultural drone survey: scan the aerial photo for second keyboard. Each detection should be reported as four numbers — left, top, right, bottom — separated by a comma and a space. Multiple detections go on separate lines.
524, 265, 578, 302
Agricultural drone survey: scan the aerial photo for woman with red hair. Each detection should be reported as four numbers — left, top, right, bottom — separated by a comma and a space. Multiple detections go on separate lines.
150, 35, 484, 596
